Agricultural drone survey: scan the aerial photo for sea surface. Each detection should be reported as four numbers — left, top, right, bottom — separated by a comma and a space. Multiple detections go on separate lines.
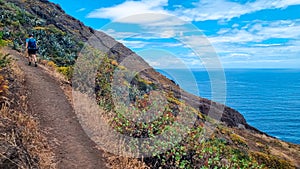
157, 69, 300, 144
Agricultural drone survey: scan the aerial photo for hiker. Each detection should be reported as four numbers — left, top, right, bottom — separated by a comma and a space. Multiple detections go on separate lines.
25, 34, 38, 67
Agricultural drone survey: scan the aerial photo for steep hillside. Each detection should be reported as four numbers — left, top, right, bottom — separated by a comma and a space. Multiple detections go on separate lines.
0, 0, 251, 130
1, 0, 299, 168
0, 0, 93, 65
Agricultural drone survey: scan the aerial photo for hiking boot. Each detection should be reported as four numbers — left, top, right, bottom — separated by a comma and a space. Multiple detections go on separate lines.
34, 62, 37, 67
28, 62, 31, 66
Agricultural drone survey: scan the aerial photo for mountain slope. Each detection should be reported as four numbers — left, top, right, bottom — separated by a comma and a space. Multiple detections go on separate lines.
1, 0, 299, 168
1, 0, 250, 129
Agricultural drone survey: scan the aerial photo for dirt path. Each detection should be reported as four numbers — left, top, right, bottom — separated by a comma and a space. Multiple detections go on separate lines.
12, 50, 108, 169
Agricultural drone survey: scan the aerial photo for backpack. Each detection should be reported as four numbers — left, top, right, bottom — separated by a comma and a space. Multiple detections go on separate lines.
27, 38, 36, 49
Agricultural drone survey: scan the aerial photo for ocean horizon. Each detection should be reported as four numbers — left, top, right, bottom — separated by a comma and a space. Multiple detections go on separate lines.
157, 68, 300, 144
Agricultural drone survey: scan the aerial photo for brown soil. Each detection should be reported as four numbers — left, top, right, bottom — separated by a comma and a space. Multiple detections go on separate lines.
10, 50, 108, 169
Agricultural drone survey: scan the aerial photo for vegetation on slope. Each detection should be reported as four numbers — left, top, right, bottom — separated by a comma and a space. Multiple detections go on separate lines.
0, 0, 86, 65
90, 51, 297, 169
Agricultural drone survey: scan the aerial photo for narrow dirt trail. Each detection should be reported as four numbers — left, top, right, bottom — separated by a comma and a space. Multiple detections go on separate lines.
11, 50, 108, 169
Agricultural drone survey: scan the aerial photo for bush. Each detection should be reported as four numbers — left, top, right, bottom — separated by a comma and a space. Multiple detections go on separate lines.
230, 133, 248, 147
0, 31, 10, 47
46, 61, 56, 70
0, 75, 9, 95
0, 53, 12, 68
251, 151, 294, 169
57, 66, 73, 80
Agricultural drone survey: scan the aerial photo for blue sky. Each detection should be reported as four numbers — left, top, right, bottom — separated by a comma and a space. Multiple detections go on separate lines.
49, 0, 300, 68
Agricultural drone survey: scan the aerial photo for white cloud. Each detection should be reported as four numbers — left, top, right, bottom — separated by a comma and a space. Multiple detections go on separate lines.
102, 18, 300, 68
114, 13, 176, 25
215, 42, 300, 61
87, 0, 169, 23
174, 0, 300, 21
209, 29, 261, 43
232, 24, 239, 28
87, 0, 300, 23
230, 53, 251, 57
288, 39, 300, 46
103, 29, 139, 39
205, 19, 300, 67
137, 50, 189, 68
144, 55, 204, 68
119, 39, 184, 49
253, 44, 282, 47
103, 28, 180, 40
209, 19, 300, 44
217, 28, 231, 35
118, 40, 149, 48
87, 0, 300, 27
88, 0, 300, 68
101, 20, 203, 48
76, 8, 86, 12
256, 20, 300, 39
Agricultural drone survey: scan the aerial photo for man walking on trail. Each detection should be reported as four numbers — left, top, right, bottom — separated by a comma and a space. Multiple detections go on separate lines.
26, 34, 38, 67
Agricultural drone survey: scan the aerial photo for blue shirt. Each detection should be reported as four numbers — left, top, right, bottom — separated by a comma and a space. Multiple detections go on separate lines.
26, 38, 36, 49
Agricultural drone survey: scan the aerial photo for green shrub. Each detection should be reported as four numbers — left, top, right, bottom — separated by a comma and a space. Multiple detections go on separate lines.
0, 53, 12, 68
57, 66, 73, 80
0, 31, 9, 47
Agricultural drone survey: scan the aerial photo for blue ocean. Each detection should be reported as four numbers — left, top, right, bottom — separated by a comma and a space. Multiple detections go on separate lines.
157, 69, 300, 144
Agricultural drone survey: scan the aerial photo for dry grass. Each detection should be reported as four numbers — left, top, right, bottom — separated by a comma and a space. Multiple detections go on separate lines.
35, 54, 150, 169
37, 59, 70, 83
234, 128, 300, 168
72, 91, 150, 169
0, 48, 55, 168
105, 153, 149, 169
0, 105, 55, 168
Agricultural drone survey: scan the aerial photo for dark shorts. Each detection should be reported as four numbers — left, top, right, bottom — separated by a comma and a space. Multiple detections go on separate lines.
28, 49, 37, 55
